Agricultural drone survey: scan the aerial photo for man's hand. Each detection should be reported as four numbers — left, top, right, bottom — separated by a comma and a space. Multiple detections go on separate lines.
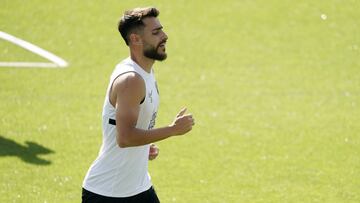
149, 144, 159, 160
170, 108, 195, 135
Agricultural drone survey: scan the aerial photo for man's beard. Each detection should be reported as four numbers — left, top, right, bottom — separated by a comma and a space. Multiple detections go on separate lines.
143, 42, 167, 61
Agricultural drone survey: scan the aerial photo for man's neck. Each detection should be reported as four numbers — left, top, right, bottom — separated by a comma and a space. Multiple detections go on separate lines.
130, 52, 154, 73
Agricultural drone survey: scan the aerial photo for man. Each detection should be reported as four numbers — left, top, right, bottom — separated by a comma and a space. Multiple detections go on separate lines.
82, 7, 195, 203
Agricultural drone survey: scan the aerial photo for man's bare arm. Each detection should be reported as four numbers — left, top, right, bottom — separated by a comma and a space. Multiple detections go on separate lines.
111, 72, 194, 148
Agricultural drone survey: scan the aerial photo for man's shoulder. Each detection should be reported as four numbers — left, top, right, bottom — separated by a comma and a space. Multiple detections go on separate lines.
116, 71, 142, 81
113, 71, 144, 89
112, 71, 145, 102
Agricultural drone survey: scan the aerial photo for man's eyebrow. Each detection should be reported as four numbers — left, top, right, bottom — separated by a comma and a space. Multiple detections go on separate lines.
152, 26, 163, 32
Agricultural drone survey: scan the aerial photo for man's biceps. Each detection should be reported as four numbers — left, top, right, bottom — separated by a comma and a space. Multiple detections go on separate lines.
116, 92, 142, 107
116, 106, 139, 121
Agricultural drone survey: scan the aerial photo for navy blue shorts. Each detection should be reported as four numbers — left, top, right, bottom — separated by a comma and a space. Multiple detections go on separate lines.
82, 186, 160, 203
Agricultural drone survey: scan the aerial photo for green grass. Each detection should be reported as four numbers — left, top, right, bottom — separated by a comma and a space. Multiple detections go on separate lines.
1, 0, 359, 202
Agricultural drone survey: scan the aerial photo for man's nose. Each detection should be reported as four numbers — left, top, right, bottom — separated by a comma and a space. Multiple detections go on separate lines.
162, 32, 168, 41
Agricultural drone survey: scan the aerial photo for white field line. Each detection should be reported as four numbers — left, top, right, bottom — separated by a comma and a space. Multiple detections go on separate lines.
0, 62, 59, 68
0, 31, 68, 68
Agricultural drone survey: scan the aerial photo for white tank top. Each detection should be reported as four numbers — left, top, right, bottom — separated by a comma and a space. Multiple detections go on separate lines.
82, 57, 160, 197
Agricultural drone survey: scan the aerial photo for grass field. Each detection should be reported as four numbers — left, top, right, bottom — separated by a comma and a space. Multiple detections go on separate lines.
1, 0, 360, 202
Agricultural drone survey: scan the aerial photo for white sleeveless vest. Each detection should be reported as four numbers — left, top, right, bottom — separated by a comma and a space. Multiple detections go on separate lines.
82, 57, 160, 197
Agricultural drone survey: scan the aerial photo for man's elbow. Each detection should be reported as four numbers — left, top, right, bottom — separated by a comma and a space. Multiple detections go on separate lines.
118, 141, 130, 148
117, 132, 132, 148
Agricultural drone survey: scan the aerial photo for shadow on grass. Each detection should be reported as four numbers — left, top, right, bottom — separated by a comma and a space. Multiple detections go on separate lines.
0, 135, 55, 165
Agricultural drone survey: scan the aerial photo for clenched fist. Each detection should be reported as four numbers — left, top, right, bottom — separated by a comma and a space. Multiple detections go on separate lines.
170, 108, 195, 135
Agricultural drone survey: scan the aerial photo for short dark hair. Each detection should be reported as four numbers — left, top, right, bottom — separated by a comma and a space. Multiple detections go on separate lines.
118, 7, 160, 46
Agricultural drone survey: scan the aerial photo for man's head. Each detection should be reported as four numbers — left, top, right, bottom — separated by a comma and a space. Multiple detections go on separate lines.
118, 7, 168, 61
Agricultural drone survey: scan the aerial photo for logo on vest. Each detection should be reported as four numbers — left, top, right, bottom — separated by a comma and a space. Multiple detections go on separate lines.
148, 111, 157, 130
148, 90, 153, 103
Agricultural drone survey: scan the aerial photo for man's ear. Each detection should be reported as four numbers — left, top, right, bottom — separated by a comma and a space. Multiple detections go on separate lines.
129, 33, 142, 45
